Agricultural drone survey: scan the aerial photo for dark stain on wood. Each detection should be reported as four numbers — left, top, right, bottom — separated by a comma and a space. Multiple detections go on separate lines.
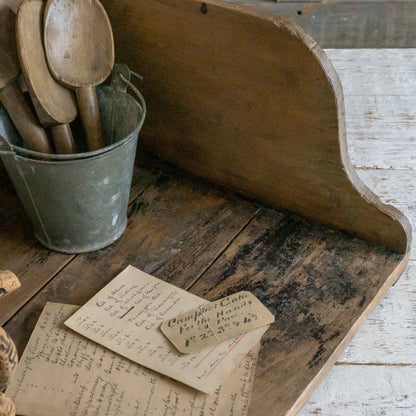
1, 162, 406, 415
189, 205, 403, 414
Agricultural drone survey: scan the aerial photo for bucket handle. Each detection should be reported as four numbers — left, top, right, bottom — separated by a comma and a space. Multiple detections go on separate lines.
119, 73, 146, 116
0, 68, 146, 161
109, 63, 146, 115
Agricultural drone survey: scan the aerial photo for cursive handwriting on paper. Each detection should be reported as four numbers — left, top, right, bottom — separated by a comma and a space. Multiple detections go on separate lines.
65, 266, 268, 393
6, 302, 259, 416
161, 291, 274, 353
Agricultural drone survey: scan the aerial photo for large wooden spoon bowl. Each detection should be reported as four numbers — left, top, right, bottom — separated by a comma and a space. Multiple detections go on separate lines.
17, 0, 77, 154
0, 4, 53, 154
44, 0, 114, 151
0, 4, 20, 89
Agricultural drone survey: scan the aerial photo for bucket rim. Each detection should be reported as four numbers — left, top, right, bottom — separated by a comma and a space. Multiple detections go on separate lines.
1, 84, 146, 163
10, 124, 141, 165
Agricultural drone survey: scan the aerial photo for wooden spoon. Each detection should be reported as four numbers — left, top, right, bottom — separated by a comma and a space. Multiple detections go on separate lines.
0, 4, 53, 154
44, 0, 114, 151
17, 0, 78, 154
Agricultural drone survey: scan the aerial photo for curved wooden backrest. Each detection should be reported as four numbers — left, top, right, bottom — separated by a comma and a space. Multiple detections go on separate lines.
102, 0, 411, 253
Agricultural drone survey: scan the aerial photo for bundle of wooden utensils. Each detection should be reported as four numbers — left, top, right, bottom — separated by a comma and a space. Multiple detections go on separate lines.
0, 0, 114, 154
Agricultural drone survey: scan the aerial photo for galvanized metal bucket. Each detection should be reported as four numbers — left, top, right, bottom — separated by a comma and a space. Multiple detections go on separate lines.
0, 76, 146, 253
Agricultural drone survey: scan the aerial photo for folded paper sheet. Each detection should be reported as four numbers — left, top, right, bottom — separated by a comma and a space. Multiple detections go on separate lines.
6, 303, 259, 416
65, 265, 268, 393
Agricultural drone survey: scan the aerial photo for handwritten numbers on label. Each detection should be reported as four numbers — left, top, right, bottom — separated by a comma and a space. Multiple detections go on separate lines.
160, 291, 275, 354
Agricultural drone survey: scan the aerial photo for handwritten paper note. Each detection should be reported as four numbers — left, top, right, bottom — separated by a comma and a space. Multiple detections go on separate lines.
65, 266, 268, 393
6, 302, 259, 416
160, 291, 275, 353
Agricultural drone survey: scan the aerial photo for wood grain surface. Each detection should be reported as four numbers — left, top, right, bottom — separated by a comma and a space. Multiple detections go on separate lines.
237, 1, 416, 48
3, 168, 259, 352
44, 0, 114, 89
299, 49, 416, 416
16, 0, 77, 126
0, 11, 412, 416
0, 4, 53, 154
0, 166, 156, 326
0, 4, 19, 89
2, 165, 404, 416
16, 0, 77, 154
44, 0, 114, 150
101, 0, 410, 253
188, 207, 405, 416
6, 0, 416, 48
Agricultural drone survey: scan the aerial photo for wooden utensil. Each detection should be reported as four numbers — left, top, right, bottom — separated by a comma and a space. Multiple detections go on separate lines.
0, 271, 19, 416
17, 0, 77, 154
0, 4, 53, 154
0, 270, 21, 297
44, 0, 114, 151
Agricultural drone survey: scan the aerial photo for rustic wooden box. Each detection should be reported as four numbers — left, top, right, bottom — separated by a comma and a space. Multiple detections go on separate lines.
1, 0, 410, 415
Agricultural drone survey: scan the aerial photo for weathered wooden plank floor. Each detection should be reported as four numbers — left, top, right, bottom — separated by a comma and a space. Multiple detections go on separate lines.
0, 48, 413, 416
299, 49, 416, 415
2, 161, 402, 416
5, 0, 416, 48
3, 0, 414, 49
223, 0, 416, 48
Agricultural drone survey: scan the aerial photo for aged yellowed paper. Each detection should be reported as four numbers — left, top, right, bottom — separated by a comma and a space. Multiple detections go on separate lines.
6, 302, 259, 416
65, 266, 267, 393
160, 291, 274, 353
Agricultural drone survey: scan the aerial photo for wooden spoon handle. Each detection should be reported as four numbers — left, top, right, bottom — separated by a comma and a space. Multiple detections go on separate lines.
50, 123, 76, 154
75, 86, 105, 151
0, 82, 53, 154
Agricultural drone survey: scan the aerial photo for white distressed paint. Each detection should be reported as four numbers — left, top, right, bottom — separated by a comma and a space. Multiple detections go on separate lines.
339, 261, 416, 364
326, 49, 416, 169
299, 365, 416, 416
299, 49, 416, 415
343, 96, 416, 168
355, 169, 416, 257
326, 49, 416, 96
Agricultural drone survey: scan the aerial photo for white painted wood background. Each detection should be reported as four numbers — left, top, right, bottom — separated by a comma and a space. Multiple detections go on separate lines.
298, 49, 416, 416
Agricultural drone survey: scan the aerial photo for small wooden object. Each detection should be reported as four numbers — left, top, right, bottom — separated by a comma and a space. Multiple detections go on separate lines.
44, 0, 114, 151
0, 273, 19, 416
0, 327, 18, 393
17, 0, 77, 154
0, 394, 15, 416
0, 271, 21, 298
0, 4, 53, 154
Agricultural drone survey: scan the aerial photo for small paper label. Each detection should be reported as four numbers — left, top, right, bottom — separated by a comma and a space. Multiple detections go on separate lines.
160, 291, 275, 354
